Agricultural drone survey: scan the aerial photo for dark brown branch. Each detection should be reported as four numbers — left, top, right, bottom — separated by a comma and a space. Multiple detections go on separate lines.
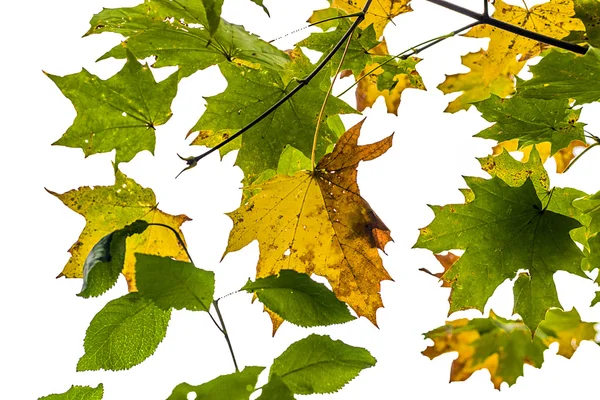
425, 0, 587, 55
178, 0, 374, 176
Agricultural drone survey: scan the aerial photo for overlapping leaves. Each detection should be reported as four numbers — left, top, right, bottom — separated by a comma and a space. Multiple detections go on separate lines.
86, 0, 289, 77
224, 120, 393, 325
440, 0, 584, 112
415, 167, 586, 331
48, 170, 190, 290
424, 309, 597, 389
190, 49, 355, 183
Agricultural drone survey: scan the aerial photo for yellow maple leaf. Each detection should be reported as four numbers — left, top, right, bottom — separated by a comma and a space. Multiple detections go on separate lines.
492, 138, 588, 173
440, 0, 583, 112
331, 0, 412, 38
48, 170, 190, 290
224, 120, 393, 325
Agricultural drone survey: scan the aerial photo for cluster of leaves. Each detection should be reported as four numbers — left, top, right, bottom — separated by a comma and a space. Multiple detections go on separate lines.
41, 0, 600, 397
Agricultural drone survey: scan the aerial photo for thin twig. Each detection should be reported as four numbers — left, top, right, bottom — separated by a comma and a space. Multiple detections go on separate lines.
337, 21, 479, 99
213, 299, 240, 372
177, 0, 374, 177
563, 143, 599, 173
146, 222, 224, 334
268, 12, 363, 43
483, 0, 489, 17
425, 0, 587, 55
311, 31, 354, 168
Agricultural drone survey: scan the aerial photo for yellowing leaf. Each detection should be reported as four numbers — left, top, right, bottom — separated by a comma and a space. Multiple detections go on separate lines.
224, 120, 393, 325
48, 170, 190, 290
355, 58, 423, 115
492, 138, 588, 173
331, 0, 412, 38
440, 0, 584, 112
424, 309, 597, 389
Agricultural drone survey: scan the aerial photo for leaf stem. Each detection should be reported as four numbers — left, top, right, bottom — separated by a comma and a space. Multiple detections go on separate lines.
424, 0, 587, 55
337, 21, 479, 99
213, 299, 240, 372
177, 0, 374, 176
311, 31, 354, 169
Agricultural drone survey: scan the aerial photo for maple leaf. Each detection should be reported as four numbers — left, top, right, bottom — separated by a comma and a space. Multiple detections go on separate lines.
189, 49, 355, 183
86, 0, 289, 78
46, 50, 178, 168
475, 94, 585, 154
564, 0, 600, 47
298, 20, 424, 114
519, 47, 600, 105
423, 309, 597, 389
329, 0, 412, 38
414, 176, 585, 331
223, 120, 393, 325
492, 138, 589, 173
297, 19, 381, 78
48, 170, 190, 291
439, 0, 584, 112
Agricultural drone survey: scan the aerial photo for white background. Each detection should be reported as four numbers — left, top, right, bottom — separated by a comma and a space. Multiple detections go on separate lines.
2, 0, 600, 399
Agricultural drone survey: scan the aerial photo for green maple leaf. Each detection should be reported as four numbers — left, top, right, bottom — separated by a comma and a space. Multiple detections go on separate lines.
168, 367, 264, 400
38, 385, 104, 400
564, 0, 600, 47
475, 95, 585, 154
518, 47, 600, 105
414, 176, 585, 331
46, 50, 178, 168
86, 0, 288, 78
190, 49, 355, 182
77, 293, 171, 371
297, 19, 381, 77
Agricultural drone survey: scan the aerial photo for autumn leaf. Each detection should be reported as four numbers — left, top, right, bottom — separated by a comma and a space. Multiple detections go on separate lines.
519, 47, 600, 105
479, 148, 550, 195
419, 252, 459, 288
423, 309, 597, 389
48, 170, 190, 291
168, 367, 265, 400
414, 176, 585, 331
38, 385, 104, 400
189, 49, 355, 183
86, 0, 289, 77
355, 57, 424, 114
223, 120, 393, 325
298, 20, 424, 114
439, 0, 584, 112
46, 50, 178, 168
329, 0, 412, 38
475, 95, 585, 154
492, 138, 589, 173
